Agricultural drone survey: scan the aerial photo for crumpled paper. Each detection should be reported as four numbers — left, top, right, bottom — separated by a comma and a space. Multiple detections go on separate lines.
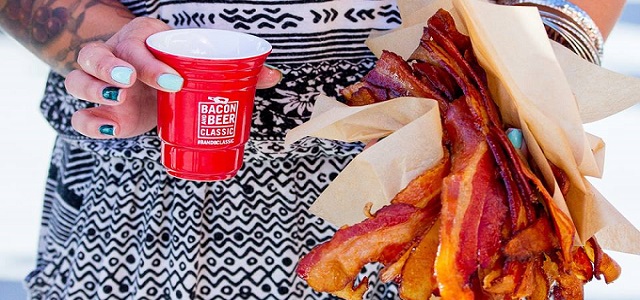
284, 0, 640, 255
285, 96, 444, 226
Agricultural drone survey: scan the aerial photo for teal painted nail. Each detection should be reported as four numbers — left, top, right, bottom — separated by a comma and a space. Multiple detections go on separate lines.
507, 128, 523, 149
157, 73, 184, 91
110, 66, 133, 85
102, 87, 120, 101
99, 125, 115, 136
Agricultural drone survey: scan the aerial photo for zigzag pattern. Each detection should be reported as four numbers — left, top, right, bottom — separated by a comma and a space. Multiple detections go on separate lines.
219, 8, 304, 30
29, 0, 403, 299
27, 146, 399, 299
154, 4, 401, 31
311, 8, 339, 23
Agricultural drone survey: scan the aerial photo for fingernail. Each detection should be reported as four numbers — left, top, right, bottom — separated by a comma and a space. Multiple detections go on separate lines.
102, 87, 120, 101
262, 64, 283, 85
264, 64, 281, 71
157, 73, 183, 92
111, 66, 133, 85
99, 125, 115, 136
507, 128, 523, 149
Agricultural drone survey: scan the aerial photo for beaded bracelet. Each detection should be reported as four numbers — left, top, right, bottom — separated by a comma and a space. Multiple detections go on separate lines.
495, 0, 604, 65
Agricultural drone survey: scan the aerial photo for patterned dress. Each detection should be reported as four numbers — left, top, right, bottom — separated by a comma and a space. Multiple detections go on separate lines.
25, 1, 402, 299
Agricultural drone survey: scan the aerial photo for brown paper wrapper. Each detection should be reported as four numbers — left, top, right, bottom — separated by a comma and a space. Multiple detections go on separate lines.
284, 0, 640, 255
285, 96, 444, 226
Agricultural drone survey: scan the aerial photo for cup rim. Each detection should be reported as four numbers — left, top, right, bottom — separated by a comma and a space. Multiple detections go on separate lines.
145, 28, 272, 61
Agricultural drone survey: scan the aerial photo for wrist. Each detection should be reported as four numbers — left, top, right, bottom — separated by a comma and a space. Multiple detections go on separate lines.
495, 0, 604, 65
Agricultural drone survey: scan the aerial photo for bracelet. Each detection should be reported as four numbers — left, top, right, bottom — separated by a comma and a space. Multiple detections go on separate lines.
494, 0, 604, 65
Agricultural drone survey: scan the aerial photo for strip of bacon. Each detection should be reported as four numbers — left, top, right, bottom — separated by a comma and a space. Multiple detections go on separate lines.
436, 98, 507, 299
412, 9, 578, 265
340, 81, 388, 106
342, 50, 448, 111
413, 62, 461, 100
476, 168, 509, 270
397, 222, 441, 300
376, 153, 448, 290
482, 260, 527, 295
391, 150, 450, 208
585, 237, 621, 283
296, 202, 440, 299
504, 216, 559, 260
410, 24, 532, 233
530, 259, 552, 300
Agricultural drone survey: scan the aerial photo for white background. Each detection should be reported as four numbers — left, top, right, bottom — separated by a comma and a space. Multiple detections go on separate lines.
1, 2, 640, 299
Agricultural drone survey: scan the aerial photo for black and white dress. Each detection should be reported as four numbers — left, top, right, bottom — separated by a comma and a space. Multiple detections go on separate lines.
26, 1, 402, 299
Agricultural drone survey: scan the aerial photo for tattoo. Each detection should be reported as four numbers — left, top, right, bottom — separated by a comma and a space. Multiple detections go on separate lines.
0, 0, 133, 74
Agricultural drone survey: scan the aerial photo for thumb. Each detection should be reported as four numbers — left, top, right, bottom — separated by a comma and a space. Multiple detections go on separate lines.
256, 65, 282, 89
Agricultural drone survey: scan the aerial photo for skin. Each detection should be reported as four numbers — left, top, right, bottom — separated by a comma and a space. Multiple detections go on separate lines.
571, 0, 627, 40
0, 0, 624, 139
0, 0, 281, 139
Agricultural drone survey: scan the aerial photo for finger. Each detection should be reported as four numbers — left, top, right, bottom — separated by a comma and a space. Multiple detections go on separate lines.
71, 105, 157, 139
76, 42, 137, 87
114, 39, 184, 92
256, 65, 282, 89
363, 138, 379, 150
71, 107, 121, 139
65, 70, 128, 105
109, 18, 184, 92
71, 84, 158, 139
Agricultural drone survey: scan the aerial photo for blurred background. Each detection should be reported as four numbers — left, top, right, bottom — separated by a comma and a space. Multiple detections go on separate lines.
0, 1, 639, 299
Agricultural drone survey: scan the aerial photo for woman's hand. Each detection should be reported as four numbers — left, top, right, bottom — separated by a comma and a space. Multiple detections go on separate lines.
65, 17, 281, 139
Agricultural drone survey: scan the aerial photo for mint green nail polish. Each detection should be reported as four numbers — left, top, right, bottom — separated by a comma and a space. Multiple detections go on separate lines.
111, 66, 133, 85
102, 87, 120, 101
157, 74, 183, 92
99, 125, 115, 136
507, 128, 523, 149
263, 63, 280, 71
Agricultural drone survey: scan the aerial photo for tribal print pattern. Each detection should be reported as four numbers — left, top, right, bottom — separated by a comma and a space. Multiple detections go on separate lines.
29, 0, 402, 299
27, 138, 397, 299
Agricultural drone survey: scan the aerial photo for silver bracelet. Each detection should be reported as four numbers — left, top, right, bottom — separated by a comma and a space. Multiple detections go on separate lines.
495, 0, 604, 65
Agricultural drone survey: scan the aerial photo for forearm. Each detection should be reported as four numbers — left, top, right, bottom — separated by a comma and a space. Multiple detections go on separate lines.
570, 0, 626, 40
0, 0, 134, 75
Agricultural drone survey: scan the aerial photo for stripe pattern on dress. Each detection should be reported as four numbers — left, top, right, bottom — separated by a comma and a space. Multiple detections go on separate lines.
29, 0, 402, 299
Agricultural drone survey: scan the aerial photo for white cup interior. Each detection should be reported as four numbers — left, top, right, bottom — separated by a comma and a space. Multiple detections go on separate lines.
146, 28, 272, 60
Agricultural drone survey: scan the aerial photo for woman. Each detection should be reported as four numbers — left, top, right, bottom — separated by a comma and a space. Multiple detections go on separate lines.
2, 1, 401, 299
0, 0, 625, 299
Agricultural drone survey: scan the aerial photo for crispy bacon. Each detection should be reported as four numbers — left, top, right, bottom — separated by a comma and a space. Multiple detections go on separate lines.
504, 217, 559, 260
300, 8, 620, 300
296, 202, 440, 299
436, 99, 508, 299
414, 9, 578, 267
483, 259, 529, 295
396, 222, 441, 299
390, 150, 450, 208
342, 50, 448, 111
413, 62, 461, 100
585, 237, 621, 283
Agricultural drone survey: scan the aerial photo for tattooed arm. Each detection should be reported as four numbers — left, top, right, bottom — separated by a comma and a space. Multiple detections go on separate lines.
1, 0, 280, 139
0, 0, 134, 75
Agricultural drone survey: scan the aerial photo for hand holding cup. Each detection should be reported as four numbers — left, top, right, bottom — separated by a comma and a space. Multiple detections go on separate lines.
64, 17, 280, 140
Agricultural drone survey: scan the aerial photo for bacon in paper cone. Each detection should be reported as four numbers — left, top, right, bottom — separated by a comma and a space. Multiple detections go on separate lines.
296, 8, 620, 300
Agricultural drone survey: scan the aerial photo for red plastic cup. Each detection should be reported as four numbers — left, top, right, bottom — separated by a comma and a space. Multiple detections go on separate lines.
146, 29, 272, 181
